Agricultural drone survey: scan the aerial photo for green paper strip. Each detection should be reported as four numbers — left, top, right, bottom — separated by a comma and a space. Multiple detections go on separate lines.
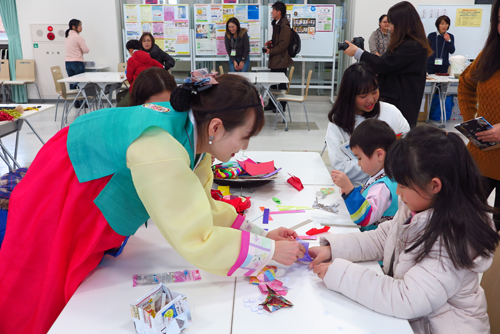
272, 197, 281, 204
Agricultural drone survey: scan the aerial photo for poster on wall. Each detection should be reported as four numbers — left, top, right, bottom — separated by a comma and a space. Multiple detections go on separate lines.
270, 4, 334, 40
195, 4, 260, 56
123, 4, 190, 55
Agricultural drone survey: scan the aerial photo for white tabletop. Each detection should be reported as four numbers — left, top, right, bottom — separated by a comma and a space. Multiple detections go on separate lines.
0, 104, 55, 126
58, 72, 126, 84
85, 65, 109, 70
426, 74, 459, 83
48, 223, 236, 334
228, 151, 334, 186
233, 185, 413, 334
251, 66, 271, 72
254, 72, 288, 85
228, 72, 257, 83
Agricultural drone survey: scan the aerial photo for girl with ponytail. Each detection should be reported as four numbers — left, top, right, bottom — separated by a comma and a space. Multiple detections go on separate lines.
0, 71, 305, 334
64, 18, 89, 93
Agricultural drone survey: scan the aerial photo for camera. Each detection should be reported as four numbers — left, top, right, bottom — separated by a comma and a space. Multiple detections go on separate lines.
262, 47, 268, 53
338, 37, 365, 51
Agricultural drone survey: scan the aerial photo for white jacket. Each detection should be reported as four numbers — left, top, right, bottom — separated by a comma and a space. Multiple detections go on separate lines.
326, 102, 409, 186
321, 200, 492, 334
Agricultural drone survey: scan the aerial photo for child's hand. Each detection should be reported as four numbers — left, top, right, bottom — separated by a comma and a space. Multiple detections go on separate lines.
308, 246, 332, 268
331, 170, 354, 194
273, 240, 306, 265
312, 262, 332, 279
266, 227, 297, 241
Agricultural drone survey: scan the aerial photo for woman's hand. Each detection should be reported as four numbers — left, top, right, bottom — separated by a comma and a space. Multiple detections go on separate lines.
375, 52, 380, 57
312, 262, 332, 279
331, 170, 354, 195
443, 33, 451, 42
308, 245, 332, 268
233, 61, 239, 71
266, 227, 298, 241
239, 61, 245, 70
343, 40, 358, 57
477, 123, 500, 142
272, 240, 306, 265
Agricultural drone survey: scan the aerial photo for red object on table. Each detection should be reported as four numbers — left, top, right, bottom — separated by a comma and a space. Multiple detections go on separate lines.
210, 189, 251, 214
287, 175, 304, 191
305, 226, 330, 236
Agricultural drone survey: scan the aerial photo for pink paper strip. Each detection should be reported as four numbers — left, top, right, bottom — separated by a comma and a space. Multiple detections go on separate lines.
269, 210, 306, 214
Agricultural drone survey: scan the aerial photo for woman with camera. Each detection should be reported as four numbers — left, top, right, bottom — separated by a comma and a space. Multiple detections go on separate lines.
427, 15, 455, 74
343, 1, 432, 128
224, 17, 250, 72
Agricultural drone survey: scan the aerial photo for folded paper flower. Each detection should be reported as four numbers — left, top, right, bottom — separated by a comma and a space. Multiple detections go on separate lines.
260, 286, 293, 313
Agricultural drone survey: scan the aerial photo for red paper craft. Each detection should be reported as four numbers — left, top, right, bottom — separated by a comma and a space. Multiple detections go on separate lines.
243, 160, 275, 176
287, 175, 304, 191
260, 286, 293, 313
210, 189, 251, 214
305, 226, 330, 236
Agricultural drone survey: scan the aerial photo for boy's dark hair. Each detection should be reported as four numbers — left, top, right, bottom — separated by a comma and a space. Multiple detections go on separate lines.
328, 63, 380, 135
350, 119, 396, 158
272, 1, 286, 18
130, 67, 177, 106
126, 39, 141, 51
385, 125, 499, 269
434, 15, 451, 31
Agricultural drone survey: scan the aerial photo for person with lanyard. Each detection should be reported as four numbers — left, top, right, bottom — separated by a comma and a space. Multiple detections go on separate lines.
368, 14, 391, 56
427, 15, 455, 74
225, 17, 250, 72
0, 71, 305, 334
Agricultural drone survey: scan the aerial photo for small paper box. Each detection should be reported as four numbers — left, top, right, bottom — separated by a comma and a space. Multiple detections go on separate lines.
130, 283, 192, 334
287, 176, 304, 191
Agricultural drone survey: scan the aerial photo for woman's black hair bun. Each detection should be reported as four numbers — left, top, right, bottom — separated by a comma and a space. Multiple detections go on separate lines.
170, 84, 195, 111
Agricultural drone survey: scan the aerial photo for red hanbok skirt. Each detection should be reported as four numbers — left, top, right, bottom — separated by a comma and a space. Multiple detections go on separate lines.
0, 127, 125, 334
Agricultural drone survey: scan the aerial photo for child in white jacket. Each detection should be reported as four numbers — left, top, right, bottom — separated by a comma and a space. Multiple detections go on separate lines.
309, 126, 499, 334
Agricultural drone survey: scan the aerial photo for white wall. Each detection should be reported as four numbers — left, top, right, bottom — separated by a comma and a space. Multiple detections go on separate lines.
351, 0, 475, 49
16, 0, 123, 100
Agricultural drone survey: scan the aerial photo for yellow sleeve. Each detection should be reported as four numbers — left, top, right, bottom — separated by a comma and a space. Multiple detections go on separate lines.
194, 153, 269, 236
127, 127, 274, 276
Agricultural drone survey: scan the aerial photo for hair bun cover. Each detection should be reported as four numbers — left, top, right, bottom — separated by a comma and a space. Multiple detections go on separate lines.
170, 85, 193, 112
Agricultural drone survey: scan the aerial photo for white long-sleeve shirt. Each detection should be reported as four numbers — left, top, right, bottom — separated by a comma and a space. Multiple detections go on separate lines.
326, 102, 410, 186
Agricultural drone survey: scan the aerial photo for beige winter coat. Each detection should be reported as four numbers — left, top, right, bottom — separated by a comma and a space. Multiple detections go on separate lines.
321, 199, 493, 334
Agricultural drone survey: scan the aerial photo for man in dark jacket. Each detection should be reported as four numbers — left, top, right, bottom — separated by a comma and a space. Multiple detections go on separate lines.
263, 1, 293, 112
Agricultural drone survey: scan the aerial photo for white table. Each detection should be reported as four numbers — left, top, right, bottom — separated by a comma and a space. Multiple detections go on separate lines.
48, 152, 412, 334
425, 75, 459, 128
0, 104, 54, 170
228, 72, 290, 131
85, 65, 109, 72
48, 222, 236, 334
58, 72, 126, 123
233, 185, 413, 334
227, 151, 333, 186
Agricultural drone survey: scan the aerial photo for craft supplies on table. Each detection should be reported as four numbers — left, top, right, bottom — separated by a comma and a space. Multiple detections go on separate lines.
130, 283, 192, 334
133, 269, 202, 287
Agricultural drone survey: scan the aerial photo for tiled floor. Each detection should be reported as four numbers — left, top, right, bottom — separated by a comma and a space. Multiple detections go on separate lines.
1, 100, 464, 176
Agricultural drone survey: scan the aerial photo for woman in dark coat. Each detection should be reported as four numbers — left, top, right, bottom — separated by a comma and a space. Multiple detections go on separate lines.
140, 32, 175, 71
343, 1, 432, 128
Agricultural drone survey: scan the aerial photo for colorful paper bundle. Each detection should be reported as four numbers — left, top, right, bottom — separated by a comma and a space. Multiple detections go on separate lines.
260, 287, 293, 313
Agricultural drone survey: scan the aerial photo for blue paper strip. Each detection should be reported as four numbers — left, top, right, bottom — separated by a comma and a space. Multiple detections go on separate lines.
263, 209, 270, 224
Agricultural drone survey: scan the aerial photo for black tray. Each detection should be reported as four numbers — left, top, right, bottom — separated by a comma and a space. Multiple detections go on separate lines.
213, 177, 273, 188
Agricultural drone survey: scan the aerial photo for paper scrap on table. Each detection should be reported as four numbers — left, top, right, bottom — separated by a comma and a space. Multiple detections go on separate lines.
263, 209, 270, 224
287, 175, 304, 191
218, 185, 230, 196
250, 266, 277, 285
306, 226, 331, 236
259, 207, 273, 221
272, 197, 281, 204
260, 286, 293, 313
295, 239, 313, 262
258, 280, 288, 296
243, 160, 275, 176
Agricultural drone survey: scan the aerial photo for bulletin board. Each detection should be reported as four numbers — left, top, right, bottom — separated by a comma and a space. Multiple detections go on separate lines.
418, 4, 492, 59
194, 4, 261, 56
268, 4, 336, 57
123, 4, 190, 56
